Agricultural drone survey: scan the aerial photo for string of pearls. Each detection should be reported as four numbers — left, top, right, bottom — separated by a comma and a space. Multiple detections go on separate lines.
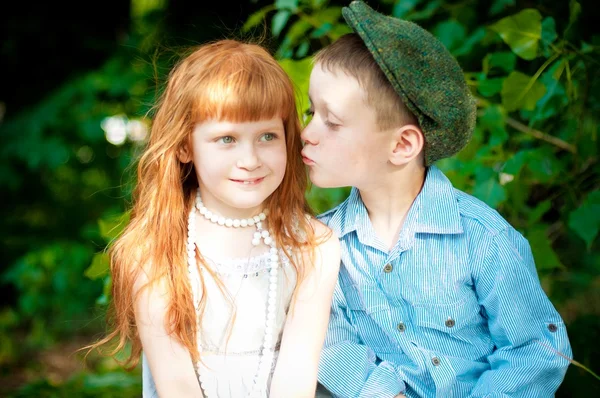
187, 190, 280, 398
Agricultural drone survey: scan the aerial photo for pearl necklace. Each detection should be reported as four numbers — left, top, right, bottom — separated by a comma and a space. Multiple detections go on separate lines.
187, 190, 280, 398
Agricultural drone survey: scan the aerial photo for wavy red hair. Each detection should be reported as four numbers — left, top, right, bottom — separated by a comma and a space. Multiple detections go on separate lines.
88, 39, 314, 368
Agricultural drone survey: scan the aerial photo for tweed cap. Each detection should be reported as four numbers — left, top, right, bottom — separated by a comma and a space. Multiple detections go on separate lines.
342, 1, 477, 165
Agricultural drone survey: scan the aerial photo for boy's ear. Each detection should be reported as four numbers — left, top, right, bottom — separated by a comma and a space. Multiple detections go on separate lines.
389, 124, 425, 166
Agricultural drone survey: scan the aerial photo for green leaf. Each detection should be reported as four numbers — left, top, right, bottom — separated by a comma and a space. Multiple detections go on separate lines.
310, 22, 333, 39
433, 20, 466, 52
98, 211, 130, 242
568, 190, 600, 249
489, 0, 515, 16
272, 10, 291, 37
278, 57, 313, 115
275, 0, 298, 11
541, 17, 558, 47
478, 77, 504, 97
569, 0, 581, 25
528, 200, 552, 224
484, 51, 517, 74
473, 168, 506, 208
501, 71, 547, 112
453, 27, 486, 57
490, 9, 542, 60
242, 7, 272, 32
406, 0, 441, 21
85, 252, 110, 280
525, 148, 562, 183
393, 0, 421, 18
296, 40, 310, 58
526, 226, 564, 270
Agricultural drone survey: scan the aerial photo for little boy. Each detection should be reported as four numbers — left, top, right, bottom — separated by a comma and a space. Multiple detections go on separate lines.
301, 1, 572, 397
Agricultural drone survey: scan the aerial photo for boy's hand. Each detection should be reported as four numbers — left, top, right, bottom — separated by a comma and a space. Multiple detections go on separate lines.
394, 395, 406, 398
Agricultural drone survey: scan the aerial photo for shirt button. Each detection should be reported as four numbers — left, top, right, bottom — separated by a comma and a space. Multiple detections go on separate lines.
397, 322, 406, 332
548, 323, 558, 333
445, 317, 455, 328
431, 357, 441, 366
383, 263, 393, 273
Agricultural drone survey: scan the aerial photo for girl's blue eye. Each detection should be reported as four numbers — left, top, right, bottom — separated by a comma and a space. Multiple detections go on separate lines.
261, 133, 276, 142
220, 136, 234, 144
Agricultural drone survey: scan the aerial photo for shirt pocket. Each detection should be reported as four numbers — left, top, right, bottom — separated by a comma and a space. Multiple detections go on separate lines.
344, 286, 396, 351
413, 296, 480, 333
412, 296, 490, 357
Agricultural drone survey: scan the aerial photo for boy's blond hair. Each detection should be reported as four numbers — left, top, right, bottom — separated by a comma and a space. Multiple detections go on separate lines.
314, 33, 417, 130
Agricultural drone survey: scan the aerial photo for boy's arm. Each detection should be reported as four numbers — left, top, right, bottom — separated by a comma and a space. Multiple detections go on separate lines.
319, 280, 406, 398
469, 227, 572, 397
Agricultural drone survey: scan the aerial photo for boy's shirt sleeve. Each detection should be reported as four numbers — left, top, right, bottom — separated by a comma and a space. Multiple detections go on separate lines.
318, 280, 406, 398
469, 226, 572, 397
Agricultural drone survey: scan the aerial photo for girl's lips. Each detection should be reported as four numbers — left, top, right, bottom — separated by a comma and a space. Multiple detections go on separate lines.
230, 177, 265, 185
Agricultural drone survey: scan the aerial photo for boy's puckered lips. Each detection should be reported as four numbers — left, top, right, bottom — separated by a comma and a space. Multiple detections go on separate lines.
301, 150, 315, 165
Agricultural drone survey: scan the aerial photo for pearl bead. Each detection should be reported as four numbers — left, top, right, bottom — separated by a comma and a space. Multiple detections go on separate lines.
190, 190, 278, 398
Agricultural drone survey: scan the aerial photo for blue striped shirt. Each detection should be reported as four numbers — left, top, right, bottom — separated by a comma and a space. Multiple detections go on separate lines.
317, 166, 572, 398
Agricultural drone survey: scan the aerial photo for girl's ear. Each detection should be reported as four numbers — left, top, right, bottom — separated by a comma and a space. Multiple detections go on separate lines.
177, 140, 193, 164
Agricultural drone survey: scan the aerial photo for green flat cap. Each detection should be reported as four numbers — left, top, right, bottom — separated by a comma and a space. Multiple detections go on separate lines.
342, 1, 477, 165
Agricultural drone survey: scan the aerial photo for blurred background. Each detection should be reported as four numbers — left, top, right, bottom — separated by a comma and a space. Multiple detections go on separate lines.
1, 0, 598, 396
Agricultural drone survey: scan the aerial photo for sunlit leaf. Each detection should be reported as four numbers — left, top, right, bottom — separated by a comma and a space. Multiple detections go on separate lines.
98, 211, 130, 242
242, 6, 272, 32
490, 9, 542, 60
85, 252, 110, 280
501, 71, 547, 111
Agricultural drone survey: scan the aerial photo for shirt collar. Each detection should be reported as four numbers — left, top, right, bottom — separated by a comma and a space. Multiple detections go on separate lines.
334, 165, 463, 239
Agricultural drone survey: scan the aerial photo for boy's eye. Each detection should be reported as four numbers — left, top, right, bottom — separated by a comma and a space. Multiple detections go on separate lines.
303, 108, 314, 125
219, 136, 234, 144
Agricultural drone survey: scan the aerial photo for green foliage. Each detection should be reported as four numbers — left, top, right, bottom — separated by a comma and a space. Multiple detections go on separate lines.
2, 0, 599, 395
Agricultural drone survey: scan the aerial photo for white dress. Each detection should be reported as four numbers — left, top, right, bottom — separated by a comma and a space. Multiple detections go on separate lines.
142, 250, 297, 398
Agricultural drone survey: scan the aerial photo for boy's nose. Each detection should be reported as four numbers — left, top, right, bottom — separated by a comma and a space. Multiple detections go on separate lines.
301, 123, 318, 146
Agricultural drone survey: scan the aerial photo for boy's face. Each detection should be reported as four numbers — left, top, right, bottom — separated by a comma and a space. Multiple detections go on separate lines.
301, 63, 394, 189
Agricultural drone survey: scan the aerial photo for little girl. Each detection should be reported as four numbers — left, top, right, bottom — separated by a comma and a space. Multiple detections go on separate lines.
92, 40, 340, 397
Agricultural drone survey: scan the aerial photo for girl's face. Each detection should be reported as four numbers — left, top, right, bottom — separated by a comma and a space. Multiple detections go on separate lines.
191, 117, 287, 219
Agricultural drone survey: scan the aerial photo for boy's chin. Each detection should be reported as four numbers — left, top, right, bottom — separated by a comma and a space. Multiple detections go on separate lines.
308, 174, 348, 189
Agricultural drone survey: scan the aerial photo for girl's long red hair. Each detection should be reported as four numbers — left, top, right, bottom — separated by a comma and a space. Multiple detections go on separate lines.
88, 39, 314, 368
